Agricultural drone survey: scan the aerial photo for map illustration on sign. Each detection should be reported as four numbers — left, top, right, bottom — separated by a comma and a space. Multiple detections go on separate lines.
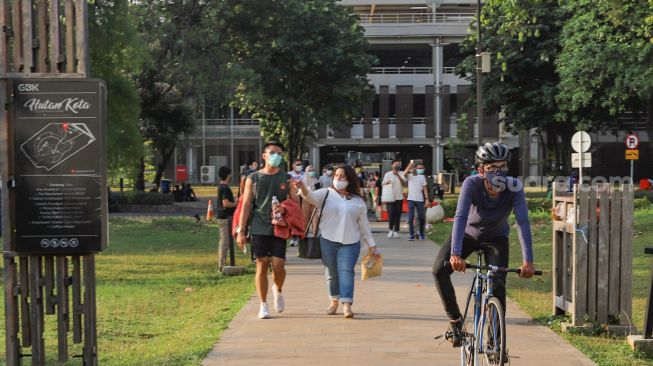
20, 122, 96, 171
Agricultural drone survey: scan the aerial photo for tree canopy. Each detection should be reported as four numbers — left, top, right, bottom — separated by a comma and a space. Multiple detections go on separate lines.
133, 0, 238, 188
88, 0, 145, 178
556, 0, 653, 157
222, 0, 375, 163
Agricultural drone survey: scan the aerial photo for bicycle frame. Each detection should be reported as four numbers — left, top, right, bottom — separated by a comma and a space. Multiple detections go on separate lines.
460, 251, 497, 366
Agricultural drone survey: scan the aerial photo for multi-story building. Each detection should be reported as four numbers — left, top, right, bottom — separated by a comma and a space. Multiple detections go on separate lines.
311, 0, 511, 176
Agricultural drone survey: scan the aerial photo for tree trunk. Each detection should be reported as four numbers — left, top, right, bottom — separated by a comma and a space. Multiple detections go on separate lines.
646, 95, 653, 161
135, 157, 146, 191
153, 144, 176, 189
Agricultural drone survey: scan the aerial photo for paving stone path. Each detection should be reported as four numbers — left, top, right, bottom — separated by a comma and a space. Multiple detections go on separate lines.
203, 230, 595, 366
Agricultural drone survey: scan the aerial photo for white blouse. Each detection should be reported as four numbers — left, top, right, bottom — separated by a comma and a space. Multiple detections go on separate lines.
300, 188, 376, 247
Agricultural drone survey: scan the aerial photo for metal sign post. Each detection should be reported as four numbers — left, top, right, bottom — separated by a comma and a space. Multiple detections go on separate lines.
625, 133, 639, 184
571, 131, 592, 191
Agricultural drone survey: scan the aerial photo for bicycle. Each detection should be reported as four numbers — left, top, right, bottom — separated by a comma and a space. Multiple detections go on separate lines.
437, 251, 542, 366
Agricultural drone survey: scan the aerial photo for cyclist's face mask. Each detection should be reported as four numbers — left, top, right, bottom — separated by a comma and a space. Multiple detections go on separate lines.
483, 164, 509, 192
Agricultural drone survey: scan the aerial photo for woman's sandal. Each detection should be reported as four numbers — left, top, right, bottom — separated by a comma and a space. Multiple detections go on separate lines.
343, 303, 354, 318
327, 302, 338, 315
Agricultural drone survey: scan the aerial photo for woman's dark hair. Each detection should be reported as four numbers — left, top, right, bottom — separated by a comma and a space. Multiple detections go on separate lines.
332, 164, 361, 199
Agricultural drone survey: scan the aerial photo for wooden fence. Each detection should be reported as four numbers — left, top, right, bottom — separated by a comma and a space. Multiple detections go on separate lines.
552, 183, 633, 326
0, 1, 96, 365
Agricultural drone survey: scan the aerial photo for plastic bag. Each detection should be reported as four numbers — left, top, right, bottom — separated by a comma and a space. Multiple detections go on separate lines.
426, 201, 445, 224
361, 248, 383, 280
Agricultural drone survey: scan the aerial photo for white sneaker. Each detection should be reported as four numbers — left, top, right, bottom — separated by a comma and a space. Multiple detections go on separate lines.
387, 230, 394, 238
392, 231, 400, 238
258, 302, 270, 319
272, 285, 285, 313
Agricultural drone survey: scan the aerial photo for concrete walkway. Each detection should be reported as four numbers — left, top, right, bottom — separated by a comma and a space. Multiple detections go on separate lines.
203, 231, 595, 366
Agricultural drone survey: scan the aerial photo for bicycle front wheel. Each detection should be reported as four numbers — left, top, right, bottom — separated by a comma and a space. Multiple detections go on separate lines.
476, 297, 506, 366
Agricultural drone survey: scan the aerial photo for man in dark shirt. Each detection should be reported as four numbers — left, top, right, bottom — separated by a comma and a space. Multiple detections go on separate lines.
217, 167, 236, 271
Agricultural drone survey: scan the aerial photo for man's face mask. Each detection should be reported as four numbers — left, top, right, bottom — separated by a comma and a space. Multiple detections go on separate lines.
267, 153, 282, 167
484, 170, 508, 192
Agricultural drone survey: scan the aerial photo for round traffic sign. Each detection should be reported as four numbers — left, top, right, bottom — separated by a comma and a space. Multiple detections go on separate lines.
571, 131, 592, 153
625, 134, 639, 149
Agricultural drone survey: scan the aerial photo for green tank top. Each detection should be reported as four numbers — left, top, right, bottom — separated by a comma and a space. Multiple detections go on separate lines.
249, 170, 289, 236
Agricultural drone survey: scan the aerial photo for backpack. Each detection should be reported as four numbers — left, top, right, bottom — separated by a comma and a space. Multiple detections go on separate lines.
231, 173, 259, 238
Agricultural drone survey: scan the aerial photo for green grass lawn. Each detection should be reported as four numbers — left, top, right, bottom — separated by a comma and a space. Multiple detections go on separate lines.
427, 209, 653, 366
0, 217, 255, 366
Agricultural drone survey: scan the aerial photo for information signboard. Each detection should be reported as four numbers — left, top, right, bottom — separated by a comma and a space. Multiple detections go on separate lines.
11, 79, 107, 253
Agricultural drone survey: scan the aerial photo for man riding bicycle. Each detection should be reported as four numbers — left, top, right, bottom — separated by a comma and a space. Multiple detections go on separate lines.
432, 142, 535, 347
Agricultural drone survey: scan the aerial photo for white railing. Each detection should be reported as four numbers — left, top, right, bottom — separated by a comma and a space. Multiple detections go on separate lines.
203, 118, 260, 126
358, 12, 474, 24
370, 66, 457, 74
372, 67, 432, 74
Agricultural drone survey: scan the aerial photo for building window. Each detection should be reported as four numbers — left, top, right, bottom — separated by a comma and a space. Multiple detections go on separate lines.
413, 94, 426, 118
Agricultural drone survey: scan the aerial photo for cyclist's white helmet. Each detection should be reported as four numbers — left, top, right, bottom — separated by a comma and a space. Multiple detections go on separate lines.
475, 142, 511, 165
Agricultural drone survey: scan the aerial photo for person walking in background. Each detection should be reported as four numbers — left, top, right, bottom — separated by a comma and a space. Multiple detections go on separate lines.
293, 164, 380, 318
239, 160, 259, 195
404, 160, 429, 241
368, 172, 377, 211
318, 165, 333, 189
382, 159, 406, 238
287, 159, 305, 246
374, 171, 383, 219
217, 166, 236, 271
237, 141, 290, 319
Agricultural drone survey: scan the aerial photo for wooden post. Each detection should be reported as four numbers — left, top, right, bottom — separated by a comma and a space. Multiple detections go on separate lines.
83, 254, 98, 366
56, 256, 70, 362
572, 187, 589, 325
620, 184, 633, 324
608, 187, 622, 316
597, 187, 610, 324
587, 186, 598, 321
29, 256, 45, 365
4, 256, 19, 366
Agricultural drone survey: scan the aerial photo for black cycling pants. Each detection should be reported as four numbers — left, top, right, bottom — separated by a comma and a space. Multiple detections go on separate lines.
432, 234, 509, 321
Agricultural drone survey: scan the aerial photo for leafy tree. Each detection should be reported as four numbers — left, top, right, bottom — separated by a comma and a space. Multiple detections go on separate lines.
88, 0, 145, 180
556, 0, 653, 157
445, 113, 476, 182
223, 0, 375, 163
455, 0, 575, 174
133, 0, 237, 189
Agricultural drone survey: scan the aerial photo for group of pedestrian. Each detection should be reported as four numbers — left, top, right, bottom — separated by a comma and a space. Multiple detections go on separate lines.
218, 140, 537, 342
231, 142, 380, 319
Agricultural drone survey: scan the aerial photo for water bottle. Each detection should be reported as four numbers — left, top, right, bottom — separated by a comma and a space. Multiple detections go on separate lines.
271, 196, 283, 224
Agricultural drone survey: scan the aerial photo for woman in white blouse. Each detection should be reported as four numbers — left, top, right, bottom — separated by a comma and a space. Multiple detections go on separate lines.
293, 164, 380, 318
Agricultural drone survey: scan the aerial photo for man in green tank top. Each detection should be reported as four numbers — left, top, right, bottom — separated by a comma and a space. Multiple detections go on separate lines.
237, 141, 290, 319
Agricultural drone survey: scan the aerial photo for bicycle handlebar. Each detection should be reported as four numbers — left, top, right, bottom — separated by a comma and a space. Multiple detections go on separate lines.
444, 261, 543, 276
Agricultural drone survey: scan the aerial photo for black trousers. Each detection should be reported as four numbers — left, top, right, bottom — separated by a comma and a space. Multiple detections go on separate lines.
432, 234, 509, 321
386, 200, 403, 231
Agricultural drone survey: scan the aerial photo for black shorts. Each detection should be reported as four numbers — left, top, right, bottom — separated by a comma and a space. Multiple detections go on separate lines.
251, 235, 287, 259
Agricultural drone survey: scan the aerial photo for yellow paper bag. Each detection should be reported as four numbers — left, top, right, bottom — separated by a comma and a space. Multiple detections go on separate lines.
361, 248, 383, 280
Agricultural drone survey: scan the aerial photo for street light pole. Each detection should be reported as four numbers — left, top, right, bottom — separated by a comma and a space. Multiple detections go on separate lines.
476, 0, 483, 145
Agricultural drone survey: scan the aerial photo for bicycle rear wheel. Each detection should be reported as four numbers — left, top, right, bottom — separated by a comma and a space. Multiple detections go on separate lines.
476, 297, 506, 366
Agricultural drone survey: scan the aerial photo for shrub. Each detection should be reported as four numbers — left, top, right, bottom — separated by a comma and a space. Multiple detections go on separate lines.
634, 197, 651, 211
526, 197, 551, 212
634, 190, 653, 203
